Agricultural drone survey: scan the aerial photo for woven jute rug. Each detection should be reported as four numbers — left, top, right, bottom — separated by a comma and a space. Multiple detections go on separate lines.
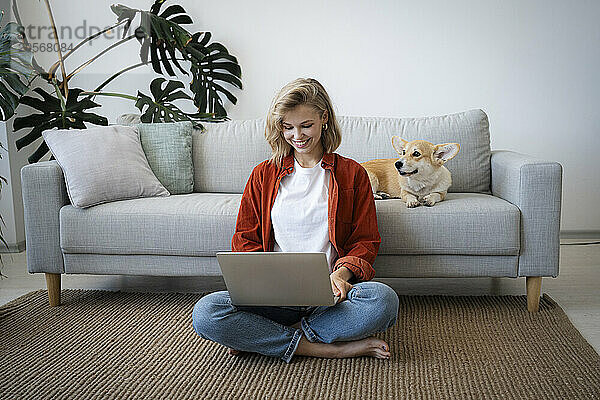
1, 290, 599, 399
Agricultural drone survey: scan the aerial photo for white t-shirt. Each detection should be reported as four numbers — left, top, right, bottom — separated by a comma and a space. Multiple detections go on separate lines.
271, 158, 338, 271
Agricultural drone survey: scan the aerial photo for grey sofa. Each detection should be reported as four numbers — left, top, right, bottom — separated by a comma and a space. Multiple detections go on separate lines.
21, 109, 562, 312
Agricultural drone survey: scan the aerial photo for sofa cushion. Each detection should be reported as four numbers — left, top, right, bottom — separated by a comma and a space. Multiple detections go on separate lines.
138, 121, 194, 194
192, 109, 491, 194
43, 125, 169, 208
60, 193, 240, 256
336, 110, 491, 193
376, 193, 520, 255
60, 193, 518, 257
193, 119, 271, 193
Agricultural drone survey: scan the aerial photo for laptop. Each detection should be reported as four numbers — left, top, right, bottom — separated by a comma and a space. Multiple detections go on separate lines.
216, 252, 340, 306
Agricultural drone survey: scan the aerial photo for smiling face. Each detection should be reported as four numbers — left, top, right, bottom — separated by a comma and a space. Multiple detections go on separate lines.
281, 104, 328, 166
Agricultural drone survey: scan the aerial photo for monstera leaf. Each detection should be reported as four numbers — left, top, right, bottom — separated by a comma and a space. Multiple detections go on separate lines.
112, 1, 192, 76
14, 87, 108, 163
112, 2, 242, 118
136, 77, 223, 126
0, 20, 33, 121
185, 32, 242, 116
143, 0, 193, 76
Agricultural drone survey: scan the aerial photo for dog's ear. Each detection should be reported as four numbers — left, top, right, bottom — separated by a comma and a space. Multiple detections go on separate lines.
392, 136, 408, 154
432, 143, 460, 165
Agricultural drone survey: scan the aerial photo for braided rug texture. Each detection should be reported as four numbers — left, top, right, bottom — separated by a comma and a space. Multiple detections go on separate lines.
1, 290, 599, 399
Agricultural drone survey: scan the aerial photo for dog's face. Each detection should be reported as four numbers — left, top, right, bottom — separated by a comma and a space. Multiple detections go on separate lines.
391, 137, 459, 178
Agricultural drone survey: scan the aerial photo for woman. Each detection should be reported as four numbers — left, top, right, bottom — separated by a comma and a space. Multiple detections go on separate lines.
192, 78, 399, 363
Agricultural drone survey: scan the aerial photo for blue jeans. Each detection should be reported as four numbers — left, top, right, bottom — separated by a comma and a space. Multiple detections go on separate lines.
192, 281, 399, 363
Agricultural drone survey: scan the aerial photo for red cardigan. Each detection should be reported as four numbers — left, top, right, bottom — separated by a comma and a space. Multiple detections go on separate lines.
231, 152, 381, 282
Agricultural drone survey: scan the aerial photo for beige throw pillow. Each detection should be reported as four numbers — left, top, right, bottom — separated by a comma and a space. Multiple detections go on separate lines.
43, 125, 170, 208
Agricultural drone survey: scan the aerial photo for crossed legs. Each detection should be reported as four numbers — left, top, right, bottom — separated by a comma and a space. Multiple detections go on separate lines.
193, 281, 399, 363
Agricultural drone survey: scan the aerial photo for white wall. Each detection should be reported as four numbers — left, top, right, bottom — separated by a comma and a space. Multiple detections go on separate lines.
3, 0, 599, 243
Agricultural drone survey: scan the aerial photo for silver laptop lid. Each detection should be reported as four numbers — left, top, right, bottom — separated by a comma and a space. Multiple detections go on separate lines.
216, 252, 338, 306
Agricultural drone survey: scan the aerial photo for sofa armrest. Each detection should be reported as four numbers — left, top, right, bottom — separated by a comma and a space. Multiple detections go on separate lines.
491, 150, 562, 277
21, 161, 70, 274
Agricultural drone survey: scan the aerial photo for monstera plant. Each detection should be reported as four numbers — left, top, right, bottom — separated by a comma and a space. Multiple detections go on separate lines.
0, 15, 33, 120
0, 10, 34, 268
0, 0, 241, 271
11, 0, 242, 163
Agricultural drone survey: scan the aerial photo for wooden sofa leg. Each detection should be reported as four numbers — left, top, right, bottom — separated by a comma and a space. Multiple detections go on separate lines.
45, 273, 61, 307
526, 276, 542, 312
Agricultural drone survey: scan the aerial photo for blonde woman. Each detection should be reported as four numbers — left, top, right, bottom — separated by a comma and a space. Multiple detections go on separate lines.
193, 78, 399, 363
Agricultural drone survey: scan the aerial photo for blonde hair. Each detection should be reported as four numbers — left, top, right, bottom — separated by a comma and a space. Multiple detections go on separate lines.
265, 78, 342, 167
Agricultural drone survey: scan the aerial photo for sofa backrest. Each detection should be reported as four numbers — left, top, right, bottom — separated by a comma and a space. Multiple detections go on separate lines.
192, 109, 491, 194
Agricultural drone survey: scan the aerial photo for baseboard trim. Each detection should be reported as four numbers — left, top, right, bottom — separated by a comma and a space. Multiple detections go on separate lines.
560, 230, 600, 240
0, 241, 26, 253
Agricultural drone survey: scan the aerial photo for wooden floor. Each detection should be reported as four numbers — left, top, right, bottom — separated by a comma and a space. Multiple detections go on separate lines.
1, 239, 599, 354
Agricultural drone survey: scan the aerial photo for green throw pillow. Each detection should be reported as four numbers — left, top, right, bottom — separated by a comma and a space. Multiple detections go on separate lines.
137, 121, 194, 194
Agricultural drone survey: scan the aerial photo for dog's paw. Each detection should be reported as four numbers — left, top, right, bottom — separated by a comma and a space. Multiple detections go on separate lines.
376, 191, 391, 200
422, 194, 437, 207
373, 193, 383, 200
406, 199, 421, 208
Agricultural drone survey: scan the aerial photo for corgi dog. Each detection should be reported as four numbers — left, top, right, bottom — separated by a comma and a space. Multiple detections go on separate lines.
360, 136, 459, 207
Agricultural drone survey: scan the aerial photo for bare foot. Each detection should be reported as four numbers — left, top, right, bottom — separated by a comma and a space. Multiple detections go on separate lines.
227, 348, 242, 356
332, 337, 391, 359
295, 335, 391, 359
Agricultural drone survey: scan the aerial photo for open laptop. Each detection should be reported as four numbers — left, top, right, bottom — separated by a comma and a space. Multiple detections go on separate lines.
216, 252, 340, 306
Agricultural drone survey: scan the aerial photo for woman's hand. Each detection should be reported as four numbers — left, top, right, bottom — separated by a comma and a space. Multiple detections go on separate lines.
330, 266, 354, 303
